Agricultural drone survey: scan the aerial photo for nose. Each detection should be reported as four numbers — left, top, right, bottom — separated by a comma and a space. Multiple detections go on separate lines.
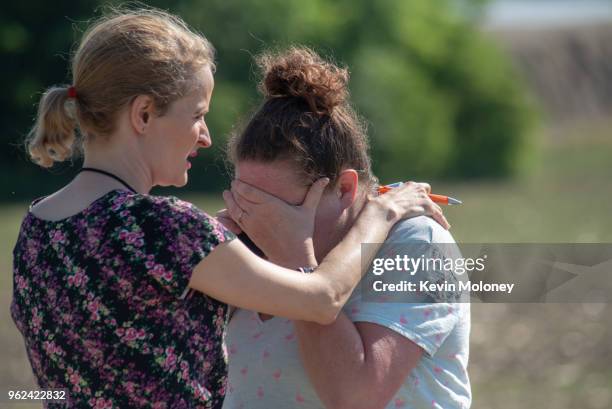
199, 129, 212, 148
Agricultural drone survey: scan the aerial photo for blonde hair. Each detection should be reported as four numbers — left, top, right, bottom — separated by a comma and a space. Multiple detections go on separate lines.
26, 8, 215, 167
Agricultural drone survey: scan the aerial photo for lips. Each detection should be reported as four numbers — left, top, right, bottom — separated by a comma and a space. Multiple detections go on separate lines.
185, 151, 198, 171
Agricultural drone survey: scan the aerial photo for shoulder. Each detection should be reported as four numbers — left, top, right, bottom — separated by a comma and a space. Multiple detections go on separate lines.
120, 193, 209, 224
123, 193, 199, 214
387, 216, 456, 244
119, 193, 232, 239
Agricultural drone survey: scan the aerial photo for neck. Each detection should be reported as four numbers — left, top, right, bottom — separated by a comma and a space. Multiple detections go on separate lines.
81, 137, 153, 194
318, 188, 369, 261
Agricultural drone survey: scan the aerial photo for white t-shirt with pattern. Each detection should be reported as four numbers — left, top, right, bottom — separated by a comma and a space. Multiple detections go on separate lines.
222, 216, 471, 409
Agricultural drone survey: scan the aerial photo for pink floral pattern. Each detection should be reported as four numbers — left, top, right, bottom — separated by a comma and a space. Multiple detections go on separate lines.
11, 190, 235, 408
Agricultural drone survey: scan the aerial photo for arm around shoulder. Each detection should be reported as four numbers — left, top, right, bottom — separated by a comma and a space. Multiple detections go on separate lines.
189, 239, 339, 324
188, 182, 445, 325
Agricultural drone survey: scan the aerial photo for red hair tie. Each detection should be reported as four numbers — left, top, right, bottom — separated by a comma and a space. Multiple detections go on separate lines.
67, 86, 77, 99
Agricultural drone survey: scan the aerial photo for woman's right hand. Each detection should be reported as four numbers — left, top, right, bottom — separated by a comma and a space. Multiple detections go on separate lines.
220, 178, 330, 268
371, 181, 451, 230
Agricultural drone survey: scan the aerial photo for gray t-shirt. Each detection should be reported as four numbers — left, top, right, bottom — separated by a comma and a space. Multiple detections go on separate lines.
222, 216, 471, 409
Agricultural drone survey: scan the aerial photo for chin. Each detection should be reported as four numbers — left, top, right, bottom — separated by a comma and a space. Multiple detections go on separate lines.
158, 173, 189, 188
173, 175, 189, 187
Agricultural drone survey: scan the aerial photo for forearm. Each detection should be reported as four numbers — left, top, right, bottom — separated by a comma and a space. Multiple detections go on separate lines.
192, 240, 336, 323
295, 316, 423, 409
315, 200, 399, 311
267, 237, 318, 270
200, 197, 399, 324
294, 314, 375, 409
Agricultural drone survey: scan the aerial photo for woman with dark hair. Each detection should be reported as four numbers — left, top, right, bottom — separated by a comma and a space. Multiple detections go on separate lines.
221, 47, 470, 409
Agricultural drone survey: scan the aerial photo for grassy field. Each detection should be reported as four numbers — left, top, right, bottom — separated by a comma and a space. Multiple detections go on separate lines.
1, 123, 611, 408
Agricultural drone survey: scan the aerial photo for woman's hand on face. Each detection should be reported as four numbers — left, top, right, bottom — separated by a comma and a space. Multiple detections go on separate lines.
373, 181, 451, 230
222, 177, 330, 268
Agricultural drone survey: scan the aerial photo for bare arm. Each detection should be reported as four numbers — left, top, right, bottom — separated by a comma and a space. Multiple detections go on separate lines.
294, 317, 424, 409
190, 197, 398, 324
190, 179, 447, 324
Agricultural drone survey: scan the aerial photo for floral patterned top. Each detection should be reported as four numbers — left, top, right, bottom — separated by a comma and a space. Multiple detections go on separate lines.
11, 189, 235, 408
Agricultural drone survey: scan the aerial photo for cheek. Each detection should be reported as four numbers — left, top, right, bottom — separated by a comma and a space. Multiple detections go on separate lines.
314, 210, 335, 232
313, 211, 342, 260
177, 121, 198, 144
161, 118, 197, 147
143, 129, 168, 160
313, 199, 343, 239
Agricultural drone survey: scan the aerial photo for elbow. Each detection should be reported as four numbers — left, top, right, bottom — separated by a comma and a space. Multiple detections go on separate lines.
315, 300, 341, 325
312, 279, 345, 325
312, 290, 342, 325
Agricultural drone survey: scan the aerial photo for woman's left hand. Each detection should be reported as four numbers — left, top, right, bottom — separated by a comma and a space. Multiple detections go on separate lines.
222, 178, 330, 268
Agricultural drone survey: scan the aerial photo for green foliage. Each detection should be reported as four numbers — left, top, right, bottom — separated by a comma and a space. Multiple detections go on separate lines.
174, 0, 536, 181
0, 0, 536, 200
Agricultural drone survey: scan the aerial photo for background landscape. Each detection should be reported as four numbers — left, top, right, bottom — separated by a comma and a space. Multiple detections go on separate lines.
2, 1, 611, 408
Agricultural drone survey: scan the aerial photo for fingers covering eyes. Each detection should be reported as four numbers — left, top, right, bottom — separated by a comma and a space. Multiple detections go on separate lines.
231, 180, 275, 204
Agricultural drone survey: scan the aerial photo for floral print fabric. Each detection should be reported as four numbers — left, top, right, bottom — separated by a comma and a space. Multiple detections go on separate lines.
11, 190, 235, 408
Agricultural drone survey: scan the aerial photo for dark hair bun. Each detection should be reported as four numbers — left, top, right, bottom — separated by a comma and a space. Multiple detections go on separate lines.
258, 47, 349, 115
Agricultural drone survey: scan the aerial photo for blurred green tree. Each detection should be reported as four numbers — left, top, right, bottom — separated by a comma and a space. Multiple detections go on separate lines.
1, 0, 535, 200
175, 0, 536, 181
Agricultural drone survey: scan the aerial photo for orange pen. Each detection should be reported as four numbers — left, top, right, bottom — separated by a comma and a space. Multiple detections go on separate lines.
377, 182, 462, 205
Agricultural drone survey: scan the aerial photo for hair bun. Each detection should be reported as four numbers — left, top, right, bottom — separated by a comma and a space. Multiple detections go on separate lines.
258, 47, 349, 116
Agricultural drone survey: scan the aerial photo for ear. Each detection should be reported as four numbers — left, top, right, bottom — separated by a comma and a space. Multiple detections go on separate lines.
336, 169, 359, 210
129, 95, 155, 135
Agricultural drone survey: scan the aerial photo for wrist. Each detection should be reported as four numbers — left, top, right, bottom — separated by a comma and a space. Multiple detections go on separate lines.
366, 196, 401, 225
271, 257, 317, 270
269, 239, 318, 269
